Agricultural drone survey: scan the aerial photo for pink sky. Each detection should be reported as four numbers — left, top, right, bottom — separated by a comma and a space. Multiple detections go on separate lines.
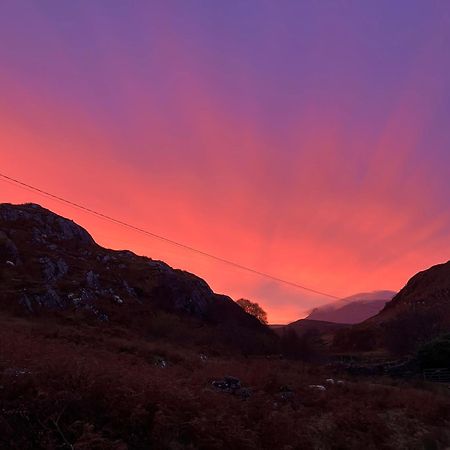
1, 1, 450, 323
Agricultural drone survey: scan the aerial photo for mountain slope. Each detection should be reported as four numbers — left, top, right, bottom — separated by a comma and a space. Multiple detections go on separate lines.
334, 261, 450, 354
0, 203, 271, 350
306, 291, 395, 324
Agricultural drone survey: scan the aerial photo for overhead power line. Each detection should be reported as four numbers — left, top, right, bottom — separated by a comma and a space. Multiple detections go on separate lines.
0, 172, 340, 299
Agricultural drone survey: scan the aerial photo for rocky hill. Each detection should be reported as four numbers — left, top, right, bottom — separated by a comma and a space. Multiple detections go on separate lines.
306, 291, 395, 324
334, 262, 450, 354
0, 203, 271, 351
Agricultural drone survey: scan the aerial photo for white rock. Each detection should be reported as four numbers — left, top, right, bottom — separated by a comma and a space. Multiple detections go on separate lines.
325, 378, 335, 385
155, 359, 167, 368
308, 384, 326, 391
113, 295, 124, 304
6, 260, 15, 266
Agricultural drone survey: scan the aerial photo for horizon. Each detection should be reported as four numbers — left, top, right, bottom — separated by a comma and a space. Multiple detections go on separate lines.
0, 197, 436, 325
0, 197, 400, 324
1, 1, 450, 323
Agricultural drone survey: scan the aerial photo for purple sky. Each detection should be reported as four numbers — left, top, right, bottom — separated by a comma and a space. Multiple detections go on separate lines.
1, 1, 450, 322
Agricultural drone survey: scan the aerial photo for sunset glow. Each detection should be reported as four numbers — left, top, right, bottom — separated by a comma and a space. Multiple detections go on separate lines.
1, 1, 450, 323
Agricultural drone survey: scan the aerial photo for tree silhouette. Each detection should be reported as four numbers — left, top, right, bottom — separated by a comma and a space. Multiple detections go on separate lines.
236, 298, 268, 324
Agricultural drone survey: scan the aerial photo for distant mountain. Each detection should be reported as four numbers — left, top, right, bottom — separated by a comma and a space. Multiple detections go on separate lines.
0, 203, 272, 351
306, 291, 395, 324
334, 262, 450, 354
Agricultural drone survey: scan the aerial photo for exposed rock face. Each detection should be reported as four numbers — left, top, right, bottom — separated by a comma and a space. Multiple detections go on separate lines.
0, 203, 267, 336
0, 203, 94, 246
0, 230, 20, 265
39, 257, 69, 283
334, 261, 450, 354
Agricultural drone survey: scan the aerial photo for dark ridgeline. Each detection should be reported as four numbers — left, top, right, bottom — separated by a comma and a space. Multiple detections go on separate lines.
0, 202, 274, 353
333, 260, 450, 354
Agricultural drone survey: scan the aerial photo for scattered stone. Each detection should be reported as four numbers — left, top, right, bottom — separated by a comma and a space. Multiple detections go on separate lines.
211, 376, 252, 400
3, 368, 31, 377
199, 354, 208, 362
5, 260, 15, 266
67, 289, 95, 308
113, 295, 124, 304
153, 357, 167, 368
308, 385, 326, 391
212, 376, 241, 391
325, 378, 335, 385
79, 288, 96, 303
211, 376, 251, 398
225, 376, 241, 389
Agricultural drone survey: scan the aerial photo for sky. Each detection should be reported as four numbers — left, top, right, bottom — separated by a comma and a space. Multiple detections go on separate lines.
1, 1, 450, 323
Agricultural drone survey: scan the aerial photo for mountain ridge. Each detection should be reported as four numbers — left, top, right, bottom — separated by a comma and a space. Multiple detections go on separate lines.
305, 291, 395, 324
333, 261, 450, 354
0, 202, 272, 351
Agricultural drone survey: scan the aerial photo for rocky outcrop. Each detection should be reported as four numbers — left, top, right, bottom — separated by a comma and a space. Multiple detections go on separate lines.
0, 203, 268, 337
0, 230, 20, 265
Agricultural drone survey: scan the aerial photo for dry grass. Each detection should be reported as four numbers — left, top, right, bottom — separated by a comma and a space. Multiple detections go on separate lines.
1, 314, 450, 449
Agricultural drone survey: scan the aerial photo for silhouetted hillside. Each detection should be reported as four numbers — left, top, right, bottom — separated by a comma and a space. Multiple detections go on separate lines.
334, 262, 450, 354
0, 203, 273, 353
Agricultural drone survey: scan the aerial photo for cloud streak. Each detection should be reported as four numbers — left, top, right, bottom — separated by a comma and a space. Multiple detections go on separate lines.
1, 1, 450, 323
